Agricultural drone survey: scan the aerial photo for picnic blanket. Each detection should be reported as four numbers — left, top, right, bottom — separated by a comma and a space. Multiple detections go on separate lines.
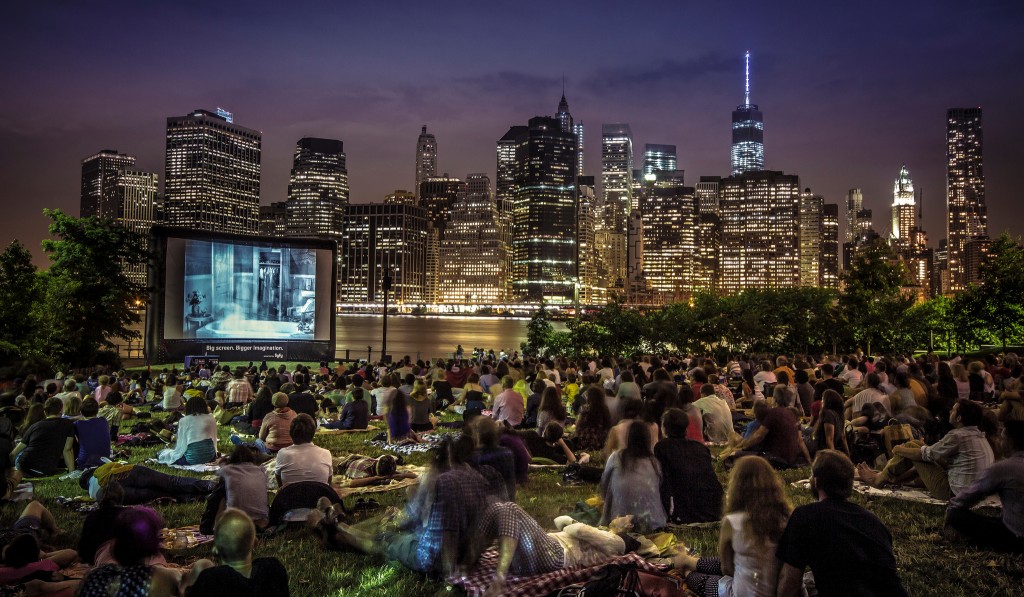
790, 478, 1002, 508
147, 458, 221, 473
448, 552, 665, 597
364, 432, 459, 455
316, 426, 378, 435
161, 525, 214, 550
56, 495, 98, 514
334, 475, 421, 499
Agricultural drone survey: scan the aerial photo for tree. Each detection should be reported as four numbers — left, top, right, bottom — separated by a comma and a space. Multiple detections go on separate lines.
521, 301, 553, 356
838, 241, 916, 355
0, 240, 41, 354
32, 209, 148, 367
976, 233, 1024, 350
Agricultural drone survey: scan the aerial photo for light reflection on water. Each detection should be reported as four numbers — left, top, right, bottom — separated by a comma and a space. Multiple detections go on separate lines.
333, 314, 566, 361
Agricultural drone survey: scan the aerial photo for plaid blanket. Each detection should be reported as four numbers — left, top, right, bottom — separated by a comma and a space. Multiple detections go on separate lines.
364, 432, 460, 455
447, 551, 664, 597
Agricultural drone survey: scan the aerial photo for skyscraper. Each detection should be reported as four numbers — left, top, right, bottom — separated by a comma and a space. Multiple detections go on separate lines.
845, 188, 864, 244
695, 176, 721, 215
946, 108, 986, 291
439, 173, 507, 305
719, 170, 801, 292
164, 109, 261, 235
799, 188, 824, 287
285, 137, 347, 239
821, 203, 840, 289
385, 190, 416, 205
601, 124, 633, 285
642, 144, 677, 176
556, 92, 573, 133
415, 125, 438, 200
501, 116, 577, 303
338, 203, 428, 304
259, 202, 288, 237
730, 51, 765, 175
81, 150, 137, 219
639, 172, 697, 301
573, 122, 585, 177
576, 176, 603, 305
890, 164, 916, 251
418, 176, 467, 302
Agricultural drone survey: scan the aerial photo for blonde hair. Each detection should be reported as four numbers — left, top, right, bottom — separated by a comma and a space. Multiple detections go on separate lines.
65, 395, 83, 417
725, 456, 792, 544
951, 363, 969, 382
411, 380, 429, 401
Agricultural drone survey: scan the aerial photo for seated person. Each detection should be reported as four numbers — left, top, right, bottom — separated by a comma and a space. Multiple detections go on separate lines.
850, 402, 889, 436
741, 400, 769, 450
694, 383, 733, 443
733, 405, 811, 468
519, 423, 577, 464
571, 387, 612, 452
600, 420, 667, 532
520, 380, 546, 429
10, 398, 74, 477
85, 461, 216, 505
673, 456, 790, 597
478, 502, 636, 596
409, 382, 435, 432
97, 392, 125, 441
323, 387, 369, 430
156, 396, 218, 466
231, 392, 294, 455
858, 399, 994, 501
945, 420, 1024, 552
655, 408, 723, 524
775, 450, 909, 597
78, 507, 181, 597
385, 392, 420, 445
184, 509, 289, 596
324, 435, 495, 577
74, 398, 110, 469
603, 398, 659, 458
468, 416, 517, 501
274, 414, 333, 487
201, 447, 270, 535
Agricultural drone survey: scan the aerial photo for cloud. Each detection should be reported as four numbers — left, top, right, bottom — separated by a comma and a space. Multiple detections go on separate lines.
453, 72, 561, 96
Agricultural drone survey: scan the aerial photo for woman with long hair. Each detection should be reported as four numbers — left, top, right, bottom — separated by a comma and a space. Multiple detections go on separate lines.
78, 507, 180, 597
409, 380, 434, 432
951, 363, 971, 400
387, 389, 421, 444
536, 386, 567, 435
811, 390, 849, 455
599, 420, 667, 532
157, 396, 218, 465
741, 369, 763, 406
675, 456, 792, 597
572, 387, 612, 451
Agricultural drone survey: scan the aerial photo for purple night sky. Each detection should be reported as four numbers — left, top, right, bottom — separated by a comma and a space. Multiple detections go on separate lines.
2, 0, 1022, 267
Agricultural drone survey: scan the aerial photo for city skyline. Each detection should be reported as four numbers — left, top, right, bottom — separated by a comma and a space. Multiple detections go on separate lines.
2, 1, 1023, 267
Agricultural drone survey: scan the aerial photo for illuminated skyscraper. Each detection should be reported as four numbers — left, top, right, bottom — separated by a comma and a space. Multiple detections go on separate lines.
439, 174, 508, 305
164, 109, 261, 235
890, 164, 916, 252
573, 122, 585, 177
946, 108, 986, 291
285, 137, 347, 240
821, 203, 840, 288
730, 51, 765, 175
639, 172, 697, 301
385, 190, 415, 205
338, 203, 428, 304
415, 125, 438, 200
556, 92, 573, 133
418, 176, 467, 302
799, 188, 824, 287
501, 116, 577, 303
642, 144, 677, 176
695, 176, 721, 215
719, 170, 801, 292
601, 124, 633, 286
259, 202, 287, 237
81, 150, 137, 219
845, 188, 866, 244
576, 176, 604, 305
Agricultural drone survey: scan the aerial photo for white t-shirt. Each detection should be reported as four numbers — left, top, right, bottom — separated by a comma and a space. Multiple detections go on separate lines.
275, 442, 333, 486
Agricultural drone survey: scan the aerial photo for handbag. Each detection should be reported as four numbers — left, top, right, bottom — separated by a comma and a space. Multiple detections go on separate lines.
881, 418, 914, 457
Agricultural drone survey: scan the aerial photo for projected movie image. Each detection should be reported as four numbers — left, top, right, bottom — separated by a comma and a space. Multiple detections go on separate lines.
182, 240, 317, 340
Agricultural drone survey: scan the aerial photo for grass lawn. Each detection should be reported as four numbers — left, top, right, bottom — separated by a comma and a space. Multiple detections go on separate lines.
4, 409, 1024, 597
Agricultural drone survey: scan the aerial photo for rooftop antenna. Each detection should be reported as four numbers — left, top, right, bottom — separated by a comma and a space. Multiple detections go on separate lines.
744, 51, 751, 107
562, 73, 566, 97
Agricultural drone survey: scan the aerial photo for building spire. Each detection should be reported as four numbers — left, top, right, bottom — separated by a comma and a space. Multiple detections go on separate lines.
744, 50, 751, 107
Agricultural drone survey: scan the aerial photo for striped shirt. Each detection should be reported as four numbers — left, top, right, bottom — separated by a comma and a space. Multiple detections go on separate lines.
920, 426, 994, 496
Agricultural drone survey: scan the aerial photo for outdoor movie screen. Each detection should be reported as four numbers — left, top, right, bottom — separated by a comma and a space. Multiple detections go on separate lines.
155, 231, 335, 348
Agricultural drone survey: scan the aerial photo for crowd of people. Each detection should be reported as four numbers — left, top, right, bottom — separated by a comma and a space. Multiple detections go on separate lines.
0, 348, 1021, 596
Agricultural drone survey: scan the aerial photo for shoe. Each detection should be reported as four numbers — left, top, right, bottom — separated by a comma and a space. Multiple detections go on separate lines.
229, 434, 243, 446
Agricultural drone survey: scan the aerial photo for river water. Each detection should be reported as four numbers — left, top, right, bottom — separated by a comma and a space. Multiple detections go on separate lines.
333, 314, 566, 362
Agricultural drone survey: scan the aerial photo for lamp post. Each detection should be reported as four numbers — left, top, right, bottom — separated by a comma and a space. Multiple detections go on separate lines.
381, 270, 393, 363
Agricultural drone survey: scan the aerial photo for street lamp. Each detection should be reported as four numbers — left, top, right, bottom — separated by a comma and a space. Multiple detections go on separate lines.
381, 270, 393, 363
